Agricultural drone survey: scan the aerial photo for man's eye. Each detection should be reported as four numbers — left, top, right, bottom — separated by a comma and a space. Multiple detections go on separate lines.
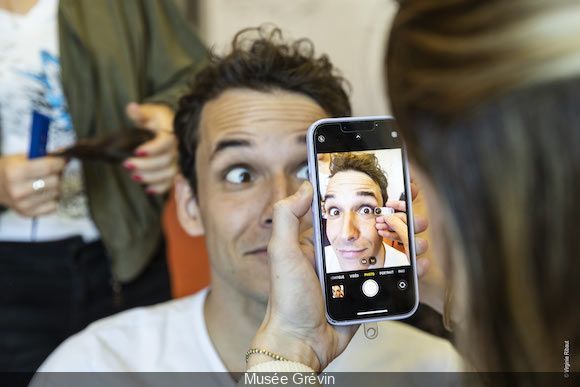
224, 166, 253, 184
296, 163, 308, 181
328, 208, 341, 217
358, 206, 374, 215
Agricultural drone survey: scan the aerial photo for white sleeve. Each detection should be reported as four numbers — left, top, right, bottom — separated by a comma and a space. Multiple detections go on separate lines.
35, 333, 98, 372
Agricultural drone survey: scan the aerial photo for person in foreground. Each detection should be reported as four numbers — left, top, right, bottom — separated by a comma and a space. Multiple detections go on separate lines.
243, 1, 580, 386
35, 27, 460, 377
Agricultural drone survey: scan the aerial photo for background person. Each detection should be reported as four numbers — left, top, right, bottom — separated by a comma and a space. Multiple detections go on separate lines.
0, 0, 205, 372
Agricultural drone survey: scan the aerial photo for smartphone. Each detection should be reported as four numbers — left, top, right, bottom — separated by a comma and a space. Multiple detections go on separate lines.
307, 116, 418, 325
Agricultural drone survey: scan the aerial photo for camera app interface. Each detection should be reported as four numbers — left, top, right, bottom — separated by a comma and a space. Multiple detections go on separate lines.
316, 148, 415, 320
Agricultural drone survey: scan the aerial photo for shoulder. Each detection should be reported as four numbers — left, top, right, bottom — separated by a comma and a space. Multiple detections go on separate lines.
38, 290, 207, 372
327, 320, 462, 372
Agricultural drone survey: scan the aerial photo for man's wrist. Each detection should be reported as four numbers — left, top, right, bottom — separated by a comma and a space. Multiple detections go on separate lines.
248, 328, 321, 372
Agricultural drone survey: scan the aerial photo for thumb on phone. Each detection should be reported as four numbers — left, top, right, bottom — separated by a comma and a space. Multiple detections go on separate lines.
269, 181, 312, 266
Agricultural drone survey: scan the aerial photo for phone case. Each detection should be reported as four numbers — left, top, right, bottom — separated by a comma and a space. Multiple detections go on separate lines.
306, 116, 419, 325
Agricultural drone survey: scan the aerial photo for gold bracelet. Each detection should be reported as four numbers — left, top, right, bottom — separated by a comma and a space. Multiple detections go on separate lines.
245, 348, 289, 363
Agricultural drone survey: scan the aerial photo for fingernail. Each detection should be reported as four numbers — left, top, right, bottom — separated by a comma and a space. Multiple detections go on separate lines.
123, 162, 135, 170
132, 175, 142, 182
135, 150, 148, 157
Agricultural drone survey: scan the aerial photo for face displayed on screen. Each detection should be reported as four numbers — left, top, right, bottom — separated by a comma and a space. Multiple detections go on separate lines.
319, 150, 410, 274
324, 170, 385, 271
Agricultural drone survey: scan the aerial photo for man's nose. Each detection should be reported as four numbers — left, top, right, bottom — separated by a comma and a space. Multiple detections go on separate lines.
260, 173, 294, 227
340, 212, 359, 242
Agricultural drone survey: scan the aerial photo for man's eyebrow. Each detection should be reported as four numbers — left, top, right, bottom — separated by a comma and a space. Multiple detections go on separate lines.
210, 139, 252, 160
357, 191, 378, 200
324, 193, 335, 201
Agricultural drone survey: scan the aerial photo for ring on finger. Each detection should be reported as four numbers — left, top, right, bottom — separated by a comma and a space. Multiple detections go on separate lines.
32, 178, 46, 192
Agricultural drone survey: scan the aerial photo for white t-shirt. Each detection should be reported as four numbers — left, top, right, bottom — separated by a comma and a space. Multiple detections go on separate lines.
37, 288, 462, 379
325, 241, 409, 273
0, 0, 99, 242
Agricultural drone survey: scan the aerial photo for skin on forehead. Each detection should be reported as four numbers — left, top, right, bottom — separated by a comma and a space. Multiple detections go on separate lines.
200, 88, 327, 145
325, 170, 384, 206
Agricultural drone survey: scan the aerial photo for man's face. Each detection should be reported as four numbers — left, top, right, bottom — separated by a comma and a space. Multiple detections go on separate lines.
324, 170, 384, 271
194, 88, 328, 303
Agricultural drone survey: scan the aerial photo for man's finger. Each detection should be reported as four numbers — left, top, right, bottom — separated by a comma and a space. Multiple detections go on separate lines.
376, 212, 428, 234
377, 230, 400, 240
269, 182, 313, 260
385, 200, 406, 212
384, 215, 409, 250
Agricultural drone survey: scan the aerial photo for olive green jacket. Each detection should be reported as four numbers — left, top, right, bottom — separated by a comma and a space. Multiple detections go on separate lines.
1, 0, 206, 282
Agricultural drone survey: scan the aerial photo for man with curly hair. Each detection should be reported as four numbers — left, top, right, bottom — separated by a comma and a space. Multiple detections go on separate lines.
37, 27, 459, 376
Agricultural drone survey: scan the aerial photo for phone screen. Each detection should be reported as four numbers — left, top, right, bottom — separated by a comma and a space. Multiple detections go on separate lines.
309, 117, 417, 323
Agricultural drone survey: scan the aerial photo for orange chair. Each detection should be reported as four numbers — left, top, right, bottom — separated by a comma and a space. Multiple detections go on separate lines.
163, 194, 211, 298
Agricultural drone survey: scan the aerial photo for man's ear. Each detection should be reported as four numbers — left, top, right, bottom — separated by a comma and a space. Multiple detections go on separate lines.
174, 174, 204, 237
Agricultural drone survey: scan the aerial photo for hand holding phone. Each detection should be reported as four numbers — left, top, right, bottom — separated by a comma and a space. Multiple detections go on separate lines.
248, 117, 428, 371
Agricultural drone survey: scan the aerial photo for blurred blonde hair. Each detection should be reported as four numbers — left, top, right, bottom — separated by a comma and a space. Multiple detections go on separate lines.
388, 0, 580, 379
390, 0, 580, 117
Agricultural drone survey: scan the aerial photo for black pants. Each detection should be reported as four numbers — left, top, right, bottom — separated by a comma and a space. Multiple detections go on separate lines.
0, 237, 171, 372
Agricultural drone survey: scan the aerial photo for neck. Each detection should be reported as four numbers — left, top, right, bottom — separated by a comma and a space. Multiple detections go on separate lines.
204, 270, 268, 372
0, 0, 38, 14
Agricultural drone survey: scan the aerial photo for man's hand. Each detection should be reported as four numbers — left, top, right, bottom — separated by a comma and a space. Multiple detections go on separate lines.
0, 154, 66, 217
123, 102, 178, 195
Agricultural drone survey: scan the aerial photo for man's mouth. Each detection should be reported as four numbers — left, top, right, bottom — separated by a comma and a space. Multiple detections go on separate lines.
337, 247, 367, 259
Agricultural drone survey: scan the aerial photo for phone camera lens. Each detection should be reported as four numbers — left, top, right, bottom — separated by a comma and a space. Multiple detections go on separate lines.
355, 133, 362, 140
318, 135, 326, 143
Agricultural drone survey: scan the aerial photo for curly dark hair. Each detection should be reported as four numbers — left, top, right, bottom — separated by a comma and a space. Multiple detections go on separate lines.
329, 153, 389, 204
174, 25, 351, 193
